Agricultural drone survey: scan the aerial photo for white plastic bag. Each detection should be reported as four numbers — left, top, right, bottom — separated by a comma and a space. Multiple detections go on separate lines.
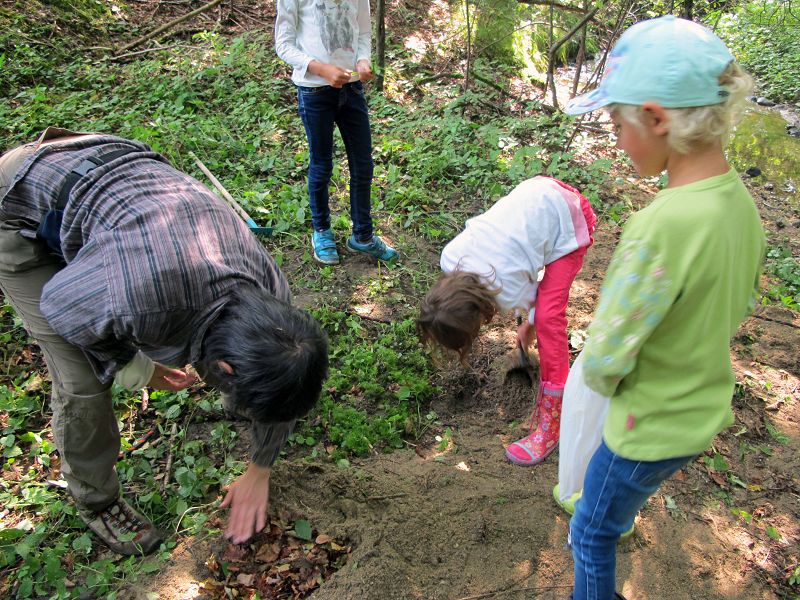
558, 351, 610, 501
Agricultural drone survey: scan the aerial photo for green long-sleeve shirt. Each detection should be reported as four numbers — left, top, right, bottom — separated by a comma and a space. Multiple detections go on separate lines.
583, 170, 765, 461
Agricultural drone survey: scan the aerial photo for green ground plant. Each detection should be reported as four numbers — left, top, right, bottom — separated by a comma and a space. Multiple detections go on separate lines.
762, 245, 800, 310
717, 8, 800, 102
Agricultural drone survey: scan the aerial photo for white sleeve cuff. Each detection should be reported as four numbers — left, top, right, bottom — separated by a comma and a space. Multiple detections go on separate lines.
114, 351, 155, 390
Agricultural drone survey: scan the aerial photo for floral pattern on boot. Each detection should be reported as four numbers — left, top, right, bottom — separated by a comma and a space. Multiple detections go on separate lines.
505, 384, 563, 466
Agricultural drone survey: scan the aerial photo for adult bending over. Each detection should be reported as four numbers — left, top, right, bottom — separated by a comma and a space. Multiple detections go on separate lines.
0, 128, 329, 555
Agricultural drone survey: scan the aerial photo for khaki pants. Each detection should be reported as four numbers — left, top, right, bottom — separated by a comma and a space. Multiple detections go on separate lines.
0, 144, 120, 511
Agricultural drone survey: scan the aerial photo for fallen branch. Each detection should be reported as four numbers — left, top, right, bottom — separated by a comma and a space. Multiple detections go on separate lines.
161, 423, 179, 493
107, 43, 207, 62
414, 71, 462, 87
471, 72, 530, 102
751, 313, 800, 329
116, 0, 224, 55
230, 4, 273, 27
366, 493, 407, 501
515, 0, 594, 15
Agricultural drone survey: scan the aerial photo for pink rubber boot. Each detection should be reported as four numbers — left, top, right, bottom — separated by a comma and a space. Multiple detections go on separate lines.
505, 382, 563, 466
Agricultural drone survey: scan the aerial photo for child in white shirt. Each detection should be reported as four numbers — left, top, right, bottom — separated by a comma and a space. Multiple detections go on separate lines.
418, 176, 596, 465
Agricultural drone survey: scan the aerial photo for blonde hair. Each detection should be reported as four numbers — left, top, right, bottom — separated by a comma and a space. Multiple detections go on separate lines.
612, 62, 753, 154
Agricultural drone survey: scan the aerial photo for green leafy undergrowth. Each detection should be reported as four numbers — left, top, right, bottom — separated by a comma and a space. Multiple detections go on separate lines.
761, 245, 800, 310
718, 11, 800, 103
0, 0, 113, 98
1, 29, 611, 253
297, 309, 436, 459
0, 367, 242, 598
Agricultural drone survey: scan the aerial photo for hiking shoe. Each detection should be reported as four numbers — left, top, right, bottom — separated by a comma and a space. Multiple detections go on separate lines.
346, 234, 399, 263
78, 496, 162, 555
553, 483, 635, 539
312, 229, 340, 265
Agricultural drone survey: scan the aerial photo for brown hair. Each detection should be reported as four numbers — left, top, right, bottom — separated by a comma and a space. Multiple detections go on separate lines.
417, 270, 500, 363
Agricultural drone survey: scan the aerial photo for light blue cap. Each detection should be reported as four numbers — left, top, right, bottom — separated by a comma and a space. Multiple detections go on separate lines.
564, 15, 734, 115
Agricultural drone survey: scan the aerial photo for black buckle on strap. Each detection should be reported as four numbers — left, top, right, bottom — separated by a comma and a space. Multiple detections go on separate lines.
55, 148, 138, 210
39, 147, 141, 263
72, 156, 103, 177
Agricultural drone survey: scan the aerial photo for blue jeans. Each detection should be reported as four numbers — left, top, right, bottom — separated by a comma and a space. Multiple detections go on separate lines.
570, 440, 694, 600
297, 81, 374, 242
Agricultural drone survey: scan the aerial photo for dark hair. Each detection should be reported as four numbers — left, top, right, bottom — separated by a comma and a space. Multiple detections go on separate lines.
417, 270, 499, 363
198, 286, 329, 423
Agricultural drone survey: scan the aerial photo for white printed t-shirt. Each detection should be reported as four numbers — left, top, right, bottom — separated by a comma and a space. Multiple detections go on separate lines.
275, 0, 371, 87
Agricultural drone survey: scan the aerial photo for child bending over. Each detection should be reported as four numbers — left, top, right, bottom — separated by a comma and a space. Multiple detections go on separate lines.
418, 175, 596, 466
563, 16, 765, 600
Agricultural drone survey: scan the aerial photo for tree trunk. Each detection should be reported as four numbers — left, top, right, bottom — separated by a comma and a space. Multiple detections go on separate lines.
545, 5, 600, 109
375, 0, 386, 91
571, 0, 589, 97
546, 0, 556, 106
462, 0, 473, 115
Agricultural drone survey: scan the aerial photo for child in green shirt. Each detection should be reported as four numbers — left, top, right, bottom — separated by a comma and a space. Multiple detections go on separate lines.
562, 15, 765, 600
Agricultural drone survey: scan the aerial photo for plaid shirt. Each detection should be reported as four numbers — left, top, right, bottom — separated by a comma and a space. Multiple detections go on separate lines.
1, 131, 294, 466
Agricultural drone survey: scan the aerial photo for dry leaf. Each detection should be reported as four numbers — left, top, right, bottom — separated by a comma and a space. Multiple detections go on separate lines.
709, 472, 727, 487
205, 555, 220, 572
255, 543, 281, 563
222, 544, 248, 562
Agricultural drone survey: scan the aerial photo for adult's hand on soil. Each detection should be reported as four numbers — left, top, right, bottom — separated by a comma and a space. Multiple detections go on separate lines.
221, 463, 271, 544
148, 363, 196, 391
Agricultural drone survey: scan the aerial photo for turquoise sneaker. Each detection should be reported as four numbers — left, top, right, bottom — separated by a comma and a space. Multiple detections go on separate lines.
312, 229, 340, 265
345, 234, 399, 263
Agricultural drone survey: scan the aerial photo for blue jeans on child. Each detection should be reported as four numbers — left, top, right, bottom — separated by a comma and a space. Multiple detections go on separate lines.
296, 81, 374, 242
570, 440, 694, 600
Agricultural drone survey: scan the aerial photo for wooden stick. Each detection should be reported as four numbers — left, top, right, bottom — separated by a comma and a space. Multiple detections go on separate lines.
161, 423, 178, 493
116, 0, 224, 54
188, 151, 253, 224
107, 43, 206, 62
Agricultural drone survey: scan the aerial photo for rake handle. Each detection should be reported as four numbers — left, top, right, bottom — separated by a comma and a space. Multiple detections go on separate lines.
188, 151, 255, 224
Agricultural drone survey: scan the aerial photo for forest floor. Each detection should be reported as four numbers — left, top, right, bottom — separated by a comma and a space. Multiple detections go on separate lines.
1, 1, 799, 599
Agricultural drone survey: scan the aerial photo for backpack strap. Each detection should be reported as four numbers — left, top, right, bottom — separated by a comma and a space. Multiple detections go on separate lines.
39, 147, 141, 261
55, 147, 140, 210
